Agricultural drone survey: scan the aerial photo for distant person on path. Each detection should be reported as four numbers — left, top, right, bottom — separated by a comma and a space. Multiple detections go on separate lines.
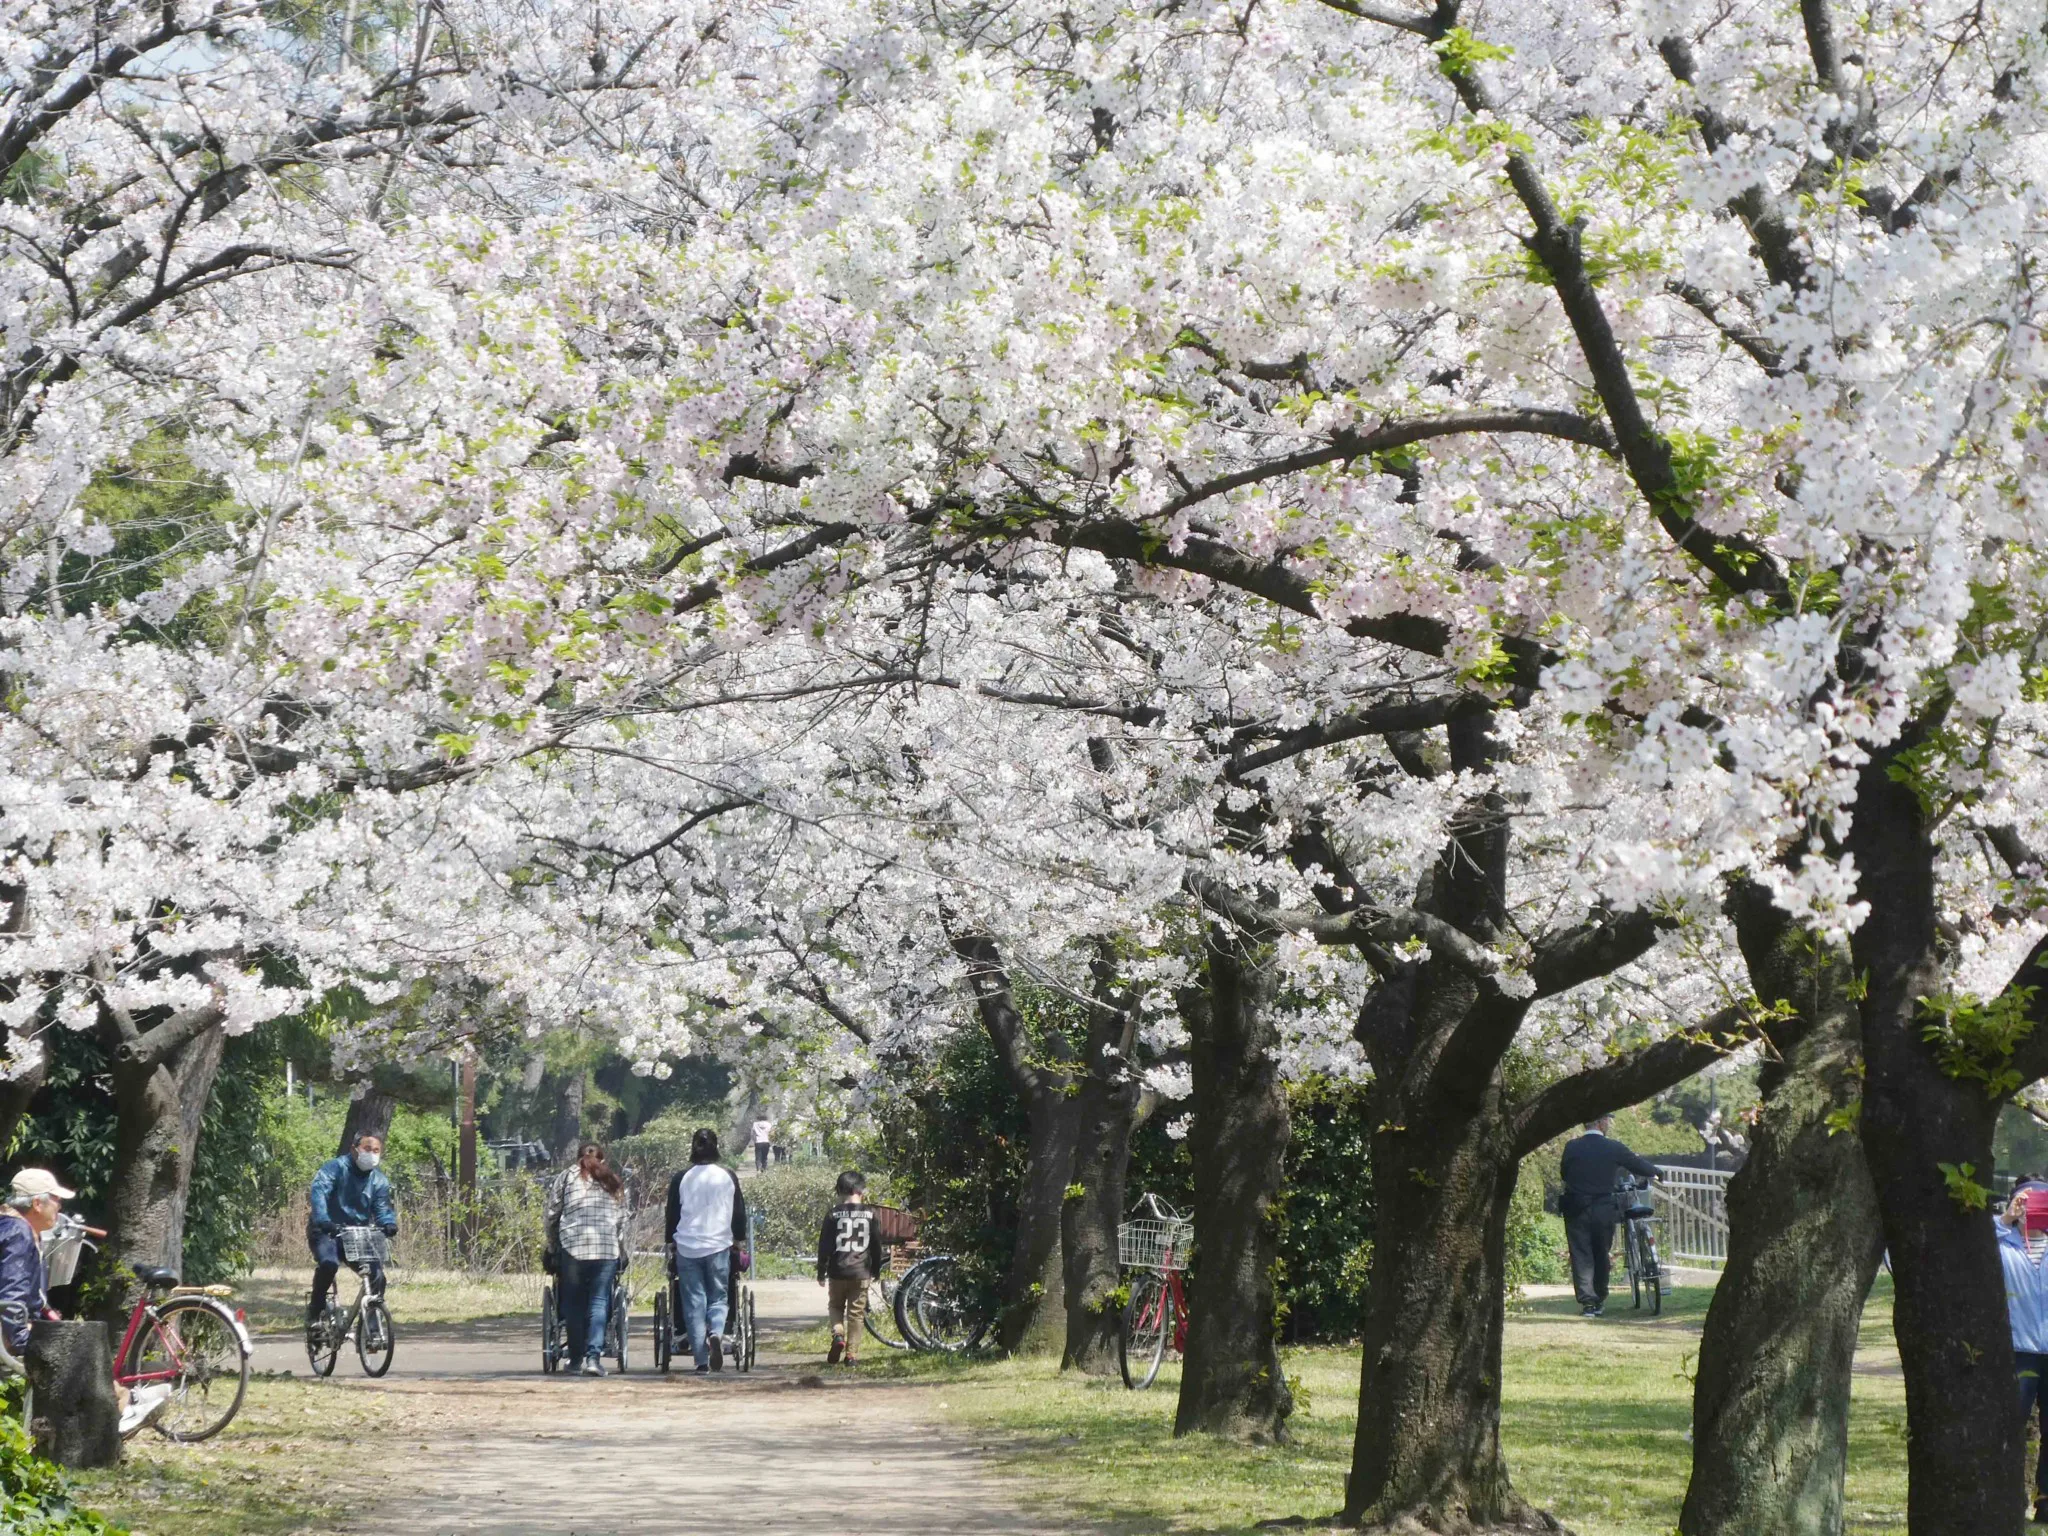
2001, 1179, 2048, 1521
307, 1133, 397, 1323
546, 1142, 629, 1376
664, 1129, 749, 1373
752, 1117, 775, 1172
1558, 1115, 1659, 1317
816, 1170, 882, 1366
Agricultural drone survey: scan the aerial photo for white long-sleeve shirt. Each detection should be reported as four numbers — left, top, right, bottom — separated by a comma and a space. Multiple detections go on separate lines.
670, 1164, 741, 1258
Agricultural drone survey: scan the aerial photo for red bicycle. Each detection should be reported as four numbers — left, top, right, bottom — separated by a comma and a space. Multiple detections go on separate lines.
43, 1216, 252, 1441
1118, 1194, 1192, 1390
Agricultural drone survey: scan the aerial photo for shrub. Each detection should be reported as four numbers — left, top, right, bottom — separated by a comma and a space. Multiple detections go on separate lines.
0, 1389, 124, 1536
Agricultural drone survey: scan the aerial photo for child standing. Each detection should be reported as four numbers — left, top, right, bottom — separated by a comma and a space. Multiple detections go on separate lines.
816, 1169, 882, 1365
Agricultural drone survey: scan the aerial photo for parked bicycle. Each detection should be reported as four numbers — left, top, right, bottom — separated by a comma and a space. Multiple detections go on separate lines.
1117, 1193, 1192, 1389
40, 1216, 253, 1442
892, 1253, 990, 1353
305, 1226, 396, 1377
863, 1204, 922, 1352
1618, 1174, 1663, 1316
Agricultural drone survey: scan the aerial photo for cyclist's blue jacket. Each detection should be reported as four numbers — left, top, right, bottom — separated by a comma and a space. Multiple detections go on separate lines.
308, 1156, 398, 1235
2001, 1219, 2048, 1355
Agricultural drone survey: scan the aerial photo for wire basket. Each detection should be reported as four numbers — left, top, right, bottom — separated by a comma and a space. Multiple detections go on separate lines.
1118, 1217, 1193, 1272
338, 1226, 390, 1266
40, 1225, 89, 1288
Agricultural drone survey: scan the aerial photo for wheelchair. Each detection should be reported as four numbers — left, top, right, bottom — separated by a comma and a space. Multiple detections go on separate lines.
541, 1261, 631, 1373
652, 1221, 755, 1373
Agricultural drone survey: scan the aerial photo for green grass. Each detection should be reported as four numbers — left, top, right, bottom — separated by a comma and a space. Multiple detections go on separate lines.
231, 1267, 542, 1334
71, 1375, 394, 1536
859, 1283, 1908, 1535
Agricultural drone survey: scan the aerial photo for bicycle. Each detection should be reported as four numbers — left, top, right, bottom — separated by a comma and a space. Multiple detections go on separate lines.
892, 1253, 991, 1354
41, 1218, 253, 1442
113, 1263, 254, 1441
863, 1204, 921, 1352
305, 1227, 396, 1378
542, 1263, 631, 1374
1618, 1174, 1663, 1316
1117, 1193, 1192, 1390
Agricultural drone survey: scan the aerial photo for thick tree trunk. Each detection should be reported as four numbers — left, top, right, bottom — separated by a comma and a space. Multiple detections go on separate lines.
1848, 756, 2019, 1536
999, 1088, 1078, 1355
1346, 1081, 1543, 1530
1682, 886, 1885, 1536
1061, 1050, 1141, 1373
25, 1320, 120, 1468
105, 1022, 224, 1294
337, 1088, 397, 1158
1175, 927, 1293, 1442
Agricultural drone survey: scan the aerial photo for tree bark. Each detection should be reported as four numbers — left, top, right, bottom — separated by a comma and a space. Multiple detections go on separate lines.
1847, 752, 2020, 1536
337, 1087, 397, 1158
103, 1017, 225, 1296
1061, 994, 1145, 1374
1681, 883, 1885, 1536
1175, 924, 1294, 1442
951, 932, 1080, 1356
1350, 1114, 1538, 1530
25, 1320, 120, 1468
1003, 1085, 1078, 1355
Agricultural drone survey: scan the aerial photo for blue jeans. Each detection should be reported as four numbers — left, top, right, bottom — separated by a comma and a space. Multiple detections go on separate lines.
675, 1249, 729, 1368
308, 1229, 384, 1313
2020, 1351, 2048, 1502
560, 1256, 617, 1364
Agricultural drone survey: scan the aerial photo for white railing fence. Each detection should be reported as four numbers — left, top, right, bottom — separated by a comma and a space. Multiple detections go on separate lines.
1653, 1164, 1732, 1269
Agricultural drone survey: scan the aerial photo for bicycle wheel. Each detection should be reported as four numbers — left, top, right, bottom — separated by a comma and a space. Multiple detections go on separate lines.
357, 1295, 396, 1377
1120, 1272, 1173, 1390
893, 1263, 932, 1351
1627, 1226, 1643, 1309
124, 1298, 249, 1443
906, 1256, 989, 1353
541, 1285, 561, 1374
1642, 1234, 1663, 1318
652, 1288, 672, 1373
864, 1269, 908, 1350
305, 1300, 341, 1379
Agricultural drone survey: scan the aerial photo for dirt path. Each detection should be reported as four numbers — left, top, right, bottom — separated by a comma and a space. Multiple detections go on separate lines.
248, 1281, 1073, 1536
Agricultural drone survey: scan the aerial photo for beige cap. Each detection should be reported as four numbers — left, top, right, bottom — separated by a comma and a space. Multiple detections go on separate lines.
10, 1169, 74, 1201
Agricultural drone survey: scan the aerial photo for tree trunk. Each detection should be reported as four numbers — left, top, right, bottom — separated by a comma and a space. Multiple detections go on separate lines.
25, 1320, 120, 1468
337, 1087, 397, 1158
104, 1021, 225, 1295
1346, 1077, 1543, 1530
1176, 926, 1293, 1442
1848, 754, 2019, 1536
1061, 1020, 1143, 1373
999, 1087, 1078, 1356
1682, 886, 1885, 1536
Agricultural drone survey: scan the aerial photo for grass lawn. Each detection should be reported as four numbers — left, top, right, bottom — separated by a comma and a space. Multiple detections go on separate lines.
842, 1281, 1909, 1535
231, 1267, 547, 1334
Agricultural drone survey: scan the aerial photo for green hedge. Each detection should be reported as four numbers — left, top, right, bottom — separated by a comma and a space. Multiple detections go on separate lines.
0, 1390, 124, 1536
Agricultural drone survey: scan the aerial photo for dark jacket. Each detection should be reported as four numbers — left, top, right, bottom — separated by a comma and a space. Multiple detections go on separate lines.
0, 1214, 45, 1351
1558, 1132, 1659, 1216
308, 1156, 398, 1235
817, 1202, 882, 1282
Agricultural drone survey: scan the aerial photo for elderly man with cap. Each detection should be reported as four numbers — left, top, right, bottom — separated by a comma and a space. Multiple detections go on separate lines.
0, 1168, 70, 1354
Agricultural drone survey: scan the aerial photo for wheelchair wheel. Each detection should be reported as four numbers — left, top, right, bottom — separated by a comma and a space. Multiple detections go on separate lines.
652, 1288, 672, 1373
732, 1285, 756, 1372
609, 1283, 630, 1373
541, 1284, 562, 1374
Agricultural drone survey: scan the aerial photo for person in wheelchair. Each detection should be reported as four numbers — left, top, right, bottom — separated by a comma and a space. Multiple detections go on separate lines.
307, 1133, 398, 1328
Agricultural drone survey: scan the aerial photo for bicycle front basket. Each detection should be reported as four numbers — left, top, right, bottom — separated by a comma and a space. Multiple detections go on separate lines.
339, 1227, 390, 1265
1117, 1217, 1193, 1271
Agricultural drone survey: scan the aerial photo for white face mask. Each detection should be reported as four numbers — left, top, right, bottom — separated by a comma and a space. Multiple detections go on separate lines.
355, 1151, 381, 1173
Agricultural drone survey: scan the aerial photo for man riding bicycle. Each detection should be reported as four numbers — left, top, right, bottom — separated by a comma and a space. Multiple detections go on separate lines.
307, 1133, 398, 1326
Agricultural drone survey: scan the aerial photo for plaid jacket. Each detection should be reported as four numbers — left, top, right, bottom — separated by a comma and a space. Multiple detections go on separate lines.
546, 1170, 628, 1263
